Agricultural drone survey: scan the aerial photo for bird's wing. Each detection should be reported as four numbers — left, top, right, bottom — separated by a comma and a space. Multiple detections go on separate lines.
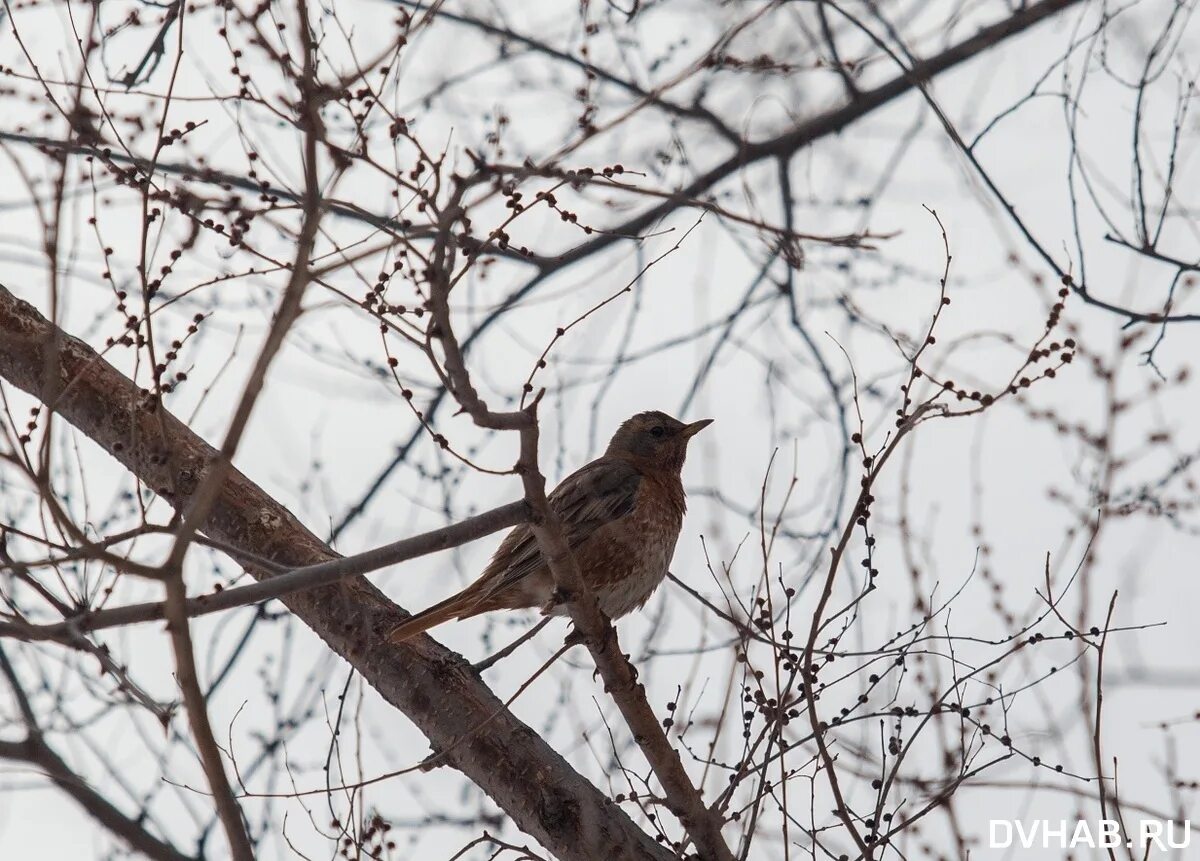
479, 457, 642, 596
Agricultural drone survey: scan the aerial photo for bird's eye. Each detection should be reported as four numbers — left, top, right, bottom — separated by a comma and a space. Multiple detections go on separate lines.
650, 426, 665, 437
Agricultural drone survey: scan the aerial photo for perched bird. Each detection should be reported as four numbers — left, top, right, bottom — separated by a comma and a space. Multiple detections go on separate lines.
388, 411, 712, 643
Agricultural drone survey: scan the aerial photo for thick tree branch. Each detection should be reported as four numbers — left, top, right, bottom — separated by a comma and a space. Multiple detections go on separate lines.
0, 283, 675, 861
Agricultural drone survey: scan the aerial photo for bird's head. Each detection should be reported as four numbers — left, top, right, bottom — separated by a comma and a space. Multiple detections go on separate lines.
605, 411, 713, 471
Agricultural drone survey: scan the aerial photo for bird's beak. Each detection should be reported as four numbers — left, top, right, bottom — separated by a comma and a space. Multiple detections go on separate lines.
681, 418, 714, 438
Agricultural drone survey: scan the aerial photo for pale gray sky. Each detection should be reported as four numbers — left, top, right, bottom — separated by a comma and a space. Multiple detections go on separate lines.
1, 1, 1198, 859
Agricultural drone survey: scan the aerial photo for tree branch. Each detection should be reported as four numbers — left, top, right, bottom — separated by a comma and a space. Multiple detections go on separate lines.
0, 736, 197, 861
332, 0, 1087, 539
0, 501, 529, 642
515, 410, 736, 861
0, 283, 675, 861
421, 188, 734, 861
0, 646, 195, 861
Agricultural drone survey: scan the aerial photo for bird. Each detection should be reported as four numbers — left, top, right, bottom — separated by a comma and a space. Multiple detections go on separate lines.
388, 411, 713, 643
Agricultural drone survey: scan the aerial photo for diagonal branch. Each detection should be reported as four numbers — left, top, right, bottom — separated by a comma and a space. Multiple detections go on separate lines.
514, 411, 736, 861
0, 283, 675, 861
0, 645, 195, 861
422, 190, 734, 861
0, 738, 198, 861
0, 501, 529, 642
332, 0, 1088, 540
390, 0, 740, 142
522, 0, 1088, 273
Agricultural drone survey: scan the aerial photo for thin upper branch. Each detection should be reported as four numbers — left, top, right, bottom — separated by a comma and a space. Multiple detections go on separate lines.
0, 501, 529, 642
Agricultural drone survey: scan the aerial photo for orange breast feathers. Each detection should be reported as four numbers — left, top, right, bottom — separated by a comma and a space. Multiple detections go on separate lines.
571, 471, 684, 616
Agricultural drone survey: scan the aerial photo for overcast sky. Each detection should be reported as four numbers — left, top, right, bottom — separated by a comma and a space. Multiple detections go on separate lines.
2, 1, 1199, 858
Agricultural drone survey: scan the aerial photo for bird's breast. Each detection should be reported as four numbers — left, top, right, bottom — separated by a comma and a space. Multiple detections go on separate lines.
574, 474, 684, 619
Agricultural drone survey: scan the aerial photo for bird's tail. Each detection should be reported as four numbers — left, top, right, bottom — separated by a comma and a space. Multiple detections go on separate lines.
387, 590, 482, 643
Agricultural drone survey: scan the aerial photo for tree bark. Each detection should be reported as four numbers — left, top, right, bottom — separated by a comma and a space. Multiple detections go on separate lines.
0, 283, 673, 861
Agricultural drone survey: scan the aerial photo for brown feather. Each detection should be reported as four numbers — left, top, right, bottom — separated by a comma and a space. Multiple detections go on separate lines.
386, 411, 711, 642
387, 587, 491, 643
